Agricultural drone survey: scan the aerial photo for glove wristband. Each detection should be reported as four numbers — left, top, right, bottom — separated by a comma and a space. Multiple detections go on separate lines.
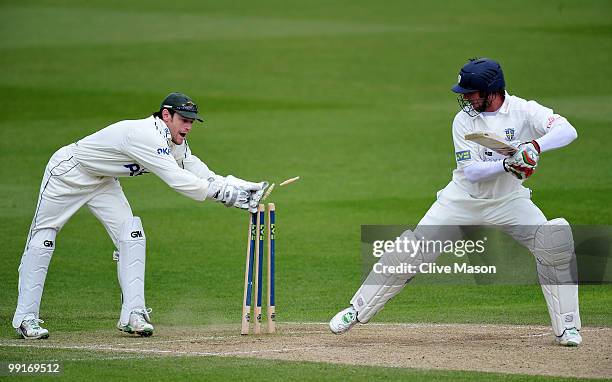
531, 140, 541, 153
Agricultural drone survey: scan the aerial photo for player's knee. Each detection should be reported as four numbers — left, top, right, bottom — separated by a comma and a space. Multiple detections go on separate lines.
119, 217, 146, 243
379, 230, 421, 267
533, 218, 575, 266
117, 217, 146, 261
111, 210, 135, 244
19, 229, 56, 274
27, 229, 57, 252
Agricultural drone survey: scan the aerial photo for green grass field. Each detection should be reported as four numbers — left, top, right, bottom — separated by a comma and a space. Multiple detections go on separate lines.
1, 1, 611, 380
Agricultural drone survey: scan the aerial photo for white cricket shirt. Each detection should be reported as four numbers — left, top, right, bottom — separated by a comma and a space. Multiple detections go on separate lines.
451, 93, 563, 199
73, 116, 215, 201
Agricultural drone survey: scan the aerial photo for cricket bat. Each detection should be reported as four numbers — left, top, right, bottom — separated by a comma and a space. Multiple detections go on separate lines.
465, 132, 517, 156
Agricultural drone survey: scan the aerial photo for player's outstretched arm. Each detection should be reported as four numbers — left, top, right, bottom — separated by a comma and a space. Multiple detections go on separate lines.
175, 143, 268, 209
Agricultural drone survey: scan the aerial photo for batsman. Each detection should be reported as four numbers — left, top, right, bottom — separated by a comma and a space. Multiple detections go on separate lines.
13, 92, 268, 339
330, 58, 582, 346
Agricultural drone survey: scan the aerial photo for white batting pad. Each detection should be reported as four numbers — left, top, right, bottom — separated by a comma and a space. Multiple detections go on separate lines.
118, 217, 147, 325
350, 230, 424, 323
533, 218, 581, 336
12, 229, 56, 328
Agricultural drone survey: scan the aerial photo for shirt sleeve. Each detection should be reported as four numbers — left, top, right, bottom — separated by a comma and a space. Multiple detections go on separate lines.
525, 100, 578, 152
464, 160, 506, 183
452, 113, 480, 169
526, 100, 559, 137
535, 118, 578, 152
122, 129, 210, 201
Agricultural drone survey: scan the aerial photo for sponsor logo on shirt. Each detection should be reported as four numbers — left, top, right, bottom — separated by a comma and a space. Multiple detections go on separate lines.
157, 147, 170, 155
546, 114, 561, 129
124, 163, 148, 177
455, 150, 471, 162
505, 128, 515, 140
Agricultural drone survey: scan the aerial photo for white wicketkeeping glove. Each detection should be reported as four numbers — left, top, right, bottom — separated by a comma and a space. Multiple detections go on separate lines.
207, 176, 268, 213
503, 141, 540, 180
248, 181, 269, 211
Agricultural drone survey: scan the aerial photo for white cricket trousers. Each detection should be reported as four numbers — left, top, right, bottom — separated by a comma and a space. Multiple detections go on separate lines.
416, 181, 547, 249
414, 182, 580, 337
352, 181, 580, 336
13, 144, 133, 328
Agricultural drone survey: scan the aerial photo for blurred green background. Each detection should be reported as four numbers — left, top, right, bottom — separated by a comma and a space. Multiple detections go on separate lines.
1, 0, 611, 379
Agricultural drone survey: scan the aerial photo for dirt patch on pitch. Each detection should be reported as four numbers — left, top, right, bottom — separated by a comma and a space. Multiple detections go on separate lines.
3, 323, 611, 379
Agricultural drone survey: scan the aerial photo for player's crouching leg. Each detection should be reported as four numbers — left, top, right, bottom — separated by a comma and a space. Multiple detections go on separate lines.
13, 228, 57, 339
330, 229, 423, 334
533, 218, 582, 346
115, 217, 154, 337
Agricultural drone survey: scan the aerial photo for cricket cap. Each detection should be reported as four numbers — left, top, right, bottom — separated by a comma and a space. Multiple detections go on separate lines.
160, 92, 203, 122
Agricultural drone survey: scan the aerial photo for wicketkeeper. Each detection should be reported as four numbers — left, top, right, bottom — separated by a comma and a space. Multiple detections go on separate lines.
330, 58, 583, 346
13, 92, 268, 339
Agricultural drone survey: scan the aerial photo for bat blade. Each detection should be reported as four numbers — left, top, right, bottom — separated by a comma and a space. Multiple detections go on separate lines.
465, 132, 517, 156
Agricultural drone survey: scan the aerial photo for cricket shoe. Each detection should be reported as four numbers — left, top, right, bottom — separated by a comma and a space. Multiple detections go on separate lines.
16, 314, 49, 339
556, 327, 582, 347
329, 306, 358, 334
117, 308, 154, 337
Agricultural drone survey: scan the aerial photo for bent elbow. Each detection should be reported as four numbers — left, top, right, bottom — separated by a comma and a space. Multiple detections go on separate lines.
569, 126, 578, 142
559, 119, 578, 143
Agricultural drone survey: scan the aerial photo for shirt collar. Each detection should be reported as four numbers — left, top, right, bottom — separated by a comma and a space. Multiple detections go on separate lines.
153, 116, 172, 142
476, 91, 510, 119
498, 91, 511, 114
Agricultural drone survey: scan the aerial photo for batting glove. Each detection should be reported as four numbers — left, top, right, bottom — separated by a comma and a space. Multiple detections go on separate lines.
503, 141, 540, 180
